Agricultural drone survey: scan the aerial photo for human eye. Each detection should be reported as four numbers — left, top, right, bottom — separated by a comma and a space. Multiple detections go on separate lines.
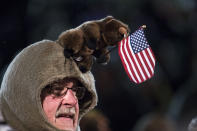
52, 87, 64, 97
71, 86, 78, 92
53, 92, 62, 97
73, 86, 86, 100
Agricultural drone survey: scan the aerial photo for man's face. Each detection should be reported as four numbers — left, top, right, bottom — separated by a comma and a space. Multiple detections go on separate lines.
42, 79, 80, 131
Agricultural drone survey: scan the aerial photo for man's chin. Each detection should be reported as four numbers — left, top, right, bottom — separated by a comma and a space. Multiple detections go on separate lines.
55, 117, 76, 131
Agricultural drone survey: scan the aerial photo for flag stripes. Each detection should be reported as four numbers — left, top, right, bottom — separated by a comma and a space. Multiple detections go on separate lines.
119, 39, 137, 83
118, 27, 156, 84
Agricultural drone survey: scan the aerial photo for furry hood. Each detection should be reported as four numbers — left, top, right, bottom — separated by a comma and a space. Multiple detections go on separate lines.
0, 40, 98, 131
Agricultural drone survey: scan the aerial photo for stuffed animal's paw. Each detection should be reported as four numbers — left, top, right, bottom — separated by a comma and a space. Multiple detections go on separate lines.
74, 55, 94, 73
64, 49, 73, 58
95, 54, 110, 65
93, 49, 110, 65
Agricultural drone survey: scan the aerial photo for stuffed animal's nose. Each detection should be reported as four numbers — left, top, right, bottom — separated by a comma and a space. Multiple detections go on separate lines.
119, 27, 128, 37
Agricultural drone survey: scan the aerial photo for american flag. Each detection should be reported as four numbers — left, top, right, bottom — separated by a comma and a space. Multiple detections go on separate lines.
118, 26, 156, 84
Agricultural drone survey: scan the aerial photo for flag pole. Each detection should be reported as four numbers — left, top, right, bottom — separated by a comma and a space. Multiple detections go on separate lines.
99, 25, 147, 59
99, 45, 118, 58
99, 34, 129, 58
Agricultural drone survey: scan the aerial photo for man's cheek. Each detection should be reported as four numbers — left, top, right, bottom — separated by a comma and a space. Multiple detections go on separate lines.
43, 97, 59, 120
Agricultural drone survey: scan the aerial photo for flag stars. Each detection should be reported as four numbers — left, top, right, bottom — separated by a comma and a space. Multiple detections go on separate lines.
130, 29, 149, 54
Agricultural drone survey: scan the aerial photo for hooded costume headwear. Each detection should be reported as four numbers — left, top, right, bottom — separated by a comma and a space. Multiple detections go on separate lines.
0, 40, 98, 131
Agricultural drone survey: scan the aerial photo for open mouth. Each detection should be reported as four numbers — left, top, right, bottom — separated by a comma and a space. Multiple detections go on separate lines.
56, 113, 74, 119
55, 107, 76, 120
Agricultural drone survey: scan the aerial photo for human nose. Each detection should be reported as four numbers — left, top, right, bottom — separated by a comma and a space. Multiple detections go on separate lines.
61, 89, 77, 106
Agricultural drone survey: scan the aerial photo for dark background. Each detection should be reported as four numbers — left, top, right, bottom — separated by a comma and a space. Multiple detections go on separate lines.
1, 0, 197, 131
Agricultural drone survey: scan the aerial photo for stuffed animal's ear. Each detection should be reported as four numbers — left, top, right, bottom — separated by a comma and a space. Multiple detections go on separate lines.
103, 16, 114, 23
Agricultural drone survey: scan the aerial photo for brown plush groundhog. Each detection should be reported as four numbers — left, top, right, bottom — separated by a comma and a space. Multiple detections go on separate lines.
57, 16, 130, 73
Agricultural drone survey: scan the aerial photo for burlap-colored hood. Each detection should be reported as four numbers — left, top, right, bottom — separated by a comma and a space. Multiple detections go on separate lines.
0, 40, 98, 131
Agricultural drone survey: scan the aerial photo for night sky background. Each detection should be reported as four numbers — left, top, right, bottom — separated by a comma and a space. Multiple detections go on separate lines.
1, 0, 197, 131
